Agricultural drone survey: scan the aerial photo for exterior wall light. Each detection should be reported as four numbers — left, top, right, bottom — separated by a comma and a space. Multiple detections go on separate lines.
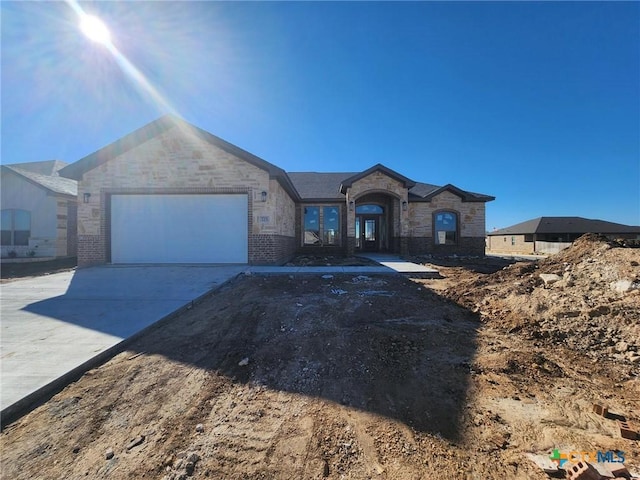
349, 201, 355, 211
402, 201, 408, 211
261, 191, 268, 202
83, 192, 91, 203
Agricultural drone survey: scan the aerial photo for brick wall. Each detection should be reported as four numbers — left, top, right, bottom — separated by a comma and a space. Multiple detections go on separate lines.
409, 236, 486, 256
249, 234, 296, 265
77, 234, 106, 265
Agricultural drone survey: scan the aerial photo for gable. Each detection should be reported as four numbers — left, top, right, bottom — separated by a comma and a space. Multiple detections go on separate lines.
339, 164, 415, 194
59, 115, 299, 200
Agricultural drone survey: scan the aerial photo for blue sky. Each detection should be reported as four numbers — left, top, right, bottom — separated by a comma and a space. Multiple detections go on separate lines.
2, 1, 639, 230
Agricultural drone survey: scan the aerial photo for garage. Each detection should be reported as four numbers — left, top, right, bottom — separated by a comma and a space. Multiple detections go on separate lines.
110, 194, 248, 264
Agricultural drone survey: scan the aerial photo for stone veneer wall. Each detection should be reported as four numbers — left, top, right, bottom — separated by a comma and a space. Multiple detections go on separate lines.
345, 172, 410, 254
77, 126, 293, 266
407, 190, 487, 256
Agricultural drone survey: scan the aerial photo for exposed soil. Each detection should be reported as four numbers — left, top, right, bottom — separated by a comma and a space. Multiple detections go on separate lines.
286, 255, 379, 267
0, 257, 77, 283
1, 236, 639, 479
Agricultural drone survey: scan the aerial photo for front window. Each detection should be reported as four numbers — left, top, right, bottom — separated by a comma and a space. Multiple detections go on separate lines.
323, 206, 340, 245
434, 211, 457, 245
303, 207, 320, 245
303, 205, 341, 246
1, 209, 31, 246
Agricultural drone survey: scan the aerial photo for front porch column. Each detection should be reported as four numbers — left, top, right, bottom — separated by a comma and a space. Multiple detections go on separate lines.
346, 194, 356, 254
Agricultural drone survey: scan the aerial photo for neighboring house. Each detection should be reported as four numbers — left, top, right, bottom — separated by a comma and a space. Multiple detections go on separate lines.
487, 216, 640, 255
1, 160, 78, 258
59, 115, 494, 266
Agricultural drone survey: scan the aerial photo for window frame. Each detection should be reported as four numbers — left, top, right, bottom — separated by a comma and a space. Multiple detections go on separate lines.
433, 210, 459, 246
302, 204, 342, 247
1, 209, 31, 246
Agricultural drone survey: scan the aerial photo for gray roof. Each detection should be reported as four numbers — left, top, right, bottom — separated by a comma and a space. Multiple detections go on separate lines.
6, 160, 68, 176
488, 217, 640, 236
288, 172, 494, 202
2, 165, 77, 197
287, 172, 357, 201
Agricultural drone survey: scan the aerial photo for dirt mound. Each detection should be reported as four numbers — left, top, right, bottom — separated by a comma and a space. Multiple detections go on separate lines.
444, 234, 640, 371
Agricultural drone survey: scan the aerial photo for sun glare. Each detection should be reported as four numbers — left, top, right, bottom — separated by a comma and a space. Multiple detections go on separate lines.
80, 14, 111, 45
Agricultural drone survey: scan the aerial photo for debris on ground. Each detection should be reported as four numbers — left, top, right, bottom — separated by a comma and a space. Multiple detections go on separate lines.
1, 235, 638, 479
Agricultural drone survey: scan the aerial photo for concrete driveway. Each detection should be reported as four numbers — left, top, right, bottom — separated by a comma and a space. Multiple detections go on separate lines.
1, 265, 245, 419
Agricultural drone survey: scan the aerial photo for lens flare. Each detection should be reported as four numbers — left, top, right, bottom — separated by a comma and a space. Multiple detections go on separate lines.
79, 14, 111, 45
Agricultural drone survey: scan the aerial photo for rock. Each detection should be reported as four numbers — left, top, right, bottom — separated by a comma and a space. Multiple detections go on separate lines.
563, 272, 575, 286
616, 341, 629, 353
186, 452, 200, 463
238, 357, 249, 366
195, 423, 204, 433
72, 446, 80, 454
610, 280, 634, 293
539, 274, 561, 286
105, 448, 114, 460
126, 435, 145, 450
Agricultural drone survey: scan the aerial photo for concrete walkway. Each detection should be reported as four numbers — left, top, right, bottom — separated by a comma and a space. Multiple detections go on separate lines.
1, 257, 437, 423
356, 254, 440, 274
250, 255, 438, 275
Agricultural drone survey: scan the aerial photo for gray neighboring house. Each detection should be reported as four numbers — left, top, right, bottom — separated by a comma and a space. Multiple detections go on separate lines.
487, 216, 640, 255
59, 115, 495, 266
1, 160, 78, 258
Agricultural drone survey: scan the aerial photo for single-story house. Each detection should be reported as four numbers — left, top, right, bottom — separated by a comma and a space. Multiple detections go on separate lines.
59, 115, 494, 266
1, 160, 78, 258
487, 216, 640, 255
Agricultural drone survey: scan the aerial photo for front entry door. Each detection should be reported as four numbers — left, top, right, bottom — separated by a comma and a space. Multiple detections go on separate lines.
360, 216, 378, 251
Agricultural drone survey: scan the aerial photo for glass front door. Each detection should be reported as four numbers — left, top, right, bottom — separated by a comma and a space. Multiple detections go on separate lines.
357, 215, 378, 251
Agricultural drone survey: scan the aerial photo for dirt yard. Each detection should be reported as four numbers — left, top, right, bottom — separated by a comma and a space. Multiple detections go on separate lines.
1, 236, 639, 479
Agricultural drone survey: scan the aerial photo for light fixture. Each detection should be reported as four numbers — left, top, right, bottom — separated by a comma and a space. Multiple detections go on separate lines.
349, 201, 355, 211
83, 192, 91, 203
402, 201, 408, 211
261, 191, 267, 202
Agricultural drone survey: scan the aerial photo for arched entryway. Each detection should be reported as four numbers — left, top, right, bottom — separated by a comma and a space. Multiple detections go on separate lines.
352, 192, 399, 253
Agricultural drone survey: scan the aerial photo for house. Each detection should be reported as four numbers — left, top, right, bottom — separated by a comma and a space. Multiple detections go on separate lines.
487, 216, 640, 255
58, 115, 494, 266
1, 160, 78, 258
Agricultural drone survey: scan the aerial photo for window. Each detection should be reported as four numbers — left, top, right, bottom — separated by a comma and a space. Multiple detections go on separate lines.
303, 207, 320, 245
303, 205, 340, 246
1, 209, 31, 246
434, 211, 457, 245
511, 236, 516, 246
323, 206, 340, 245
356, 204, 383, 214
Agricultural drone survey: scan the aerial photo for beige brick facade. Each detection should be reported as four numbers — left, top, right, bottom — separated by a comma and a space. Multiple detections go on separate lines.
66, 117, 493, 265
76, 127, 296, 266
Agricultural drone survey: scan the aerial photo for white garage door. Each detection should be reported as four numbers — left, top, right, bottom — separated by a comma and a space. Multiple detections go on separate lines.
111, 194, 248, 264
